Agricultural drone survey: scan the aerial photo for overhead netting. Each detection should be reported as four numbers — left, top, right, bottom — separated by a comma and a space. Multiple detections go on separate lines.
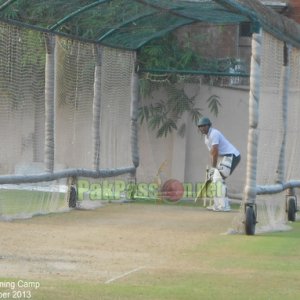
0, 22, 134, 219
233, 30, 300, 234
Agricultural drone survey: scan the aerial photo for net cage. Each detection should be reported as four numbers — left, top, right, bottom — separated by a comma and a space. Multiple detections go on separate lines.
0, 0, 299, 235
229, 27, 300, 235
0, 23, 136, 219
0, 1, 299, 50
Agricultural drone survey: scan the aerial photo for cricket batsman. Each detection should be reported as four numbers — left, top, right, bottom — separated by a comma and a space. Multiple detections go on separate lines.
197, 117, 241, 211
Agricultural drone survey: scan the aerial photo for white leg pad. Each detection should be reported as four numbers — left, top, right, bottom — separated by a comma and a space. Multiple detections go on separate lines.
212, 172, 231, 211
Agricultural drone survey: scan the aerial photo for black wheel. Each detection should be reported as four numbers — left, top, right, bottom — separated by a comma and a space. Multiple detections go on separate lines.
69, 186, 77, 208
245, 205, 256, 235
287, 197, 296, 222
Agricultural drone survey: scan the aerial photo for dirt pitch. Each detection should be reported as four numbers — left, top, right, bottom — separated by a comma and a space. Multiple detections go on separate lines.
0, 203, 240, 284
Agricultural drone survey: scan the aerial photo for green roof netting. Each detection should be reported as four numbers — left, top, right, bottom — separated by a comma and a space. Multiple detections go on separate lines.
0, 0, 299, 50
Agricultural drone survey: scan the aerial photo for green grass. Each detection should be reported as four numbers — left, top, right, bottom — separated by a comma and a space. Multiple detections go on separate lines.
1, 216, 299, 299
132, 196, 242, 210
0, 189, 67, 216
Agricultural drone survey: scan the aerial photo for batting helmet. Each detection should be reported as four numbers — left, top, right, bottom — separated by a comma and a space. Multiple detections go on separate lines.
197, 117, 212, 127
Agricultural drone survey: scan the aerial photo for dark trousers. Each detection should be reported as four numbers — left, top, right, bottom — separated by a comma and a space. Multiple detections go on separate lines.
223, 153, 241, 175
230, 154, 241, 175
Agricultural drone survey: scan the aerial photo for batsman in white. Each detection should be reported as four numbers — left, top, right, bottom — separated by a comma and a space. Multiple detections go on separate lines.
197, 117, 241, 211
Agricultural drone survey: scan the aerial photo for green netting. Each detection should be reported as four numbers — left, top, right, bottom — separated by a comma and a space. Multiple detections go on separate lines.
138, 0, 248, 23
0, 0, 299, 50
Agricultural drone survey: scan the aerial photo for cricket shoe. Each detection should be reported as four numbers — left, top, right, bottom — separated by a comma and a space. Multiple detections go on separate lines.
221, 206, 231, 212
213, 205, 231, 212
206, 205, 217, 211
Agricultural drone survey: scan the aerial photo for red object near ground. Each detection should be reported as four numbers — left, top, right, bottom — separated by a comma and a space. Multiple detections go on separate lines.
161, 179, 184, 202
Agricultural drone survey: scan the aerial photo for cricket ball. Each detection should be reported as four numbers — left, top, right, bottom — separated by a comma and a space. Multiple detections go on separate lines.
161, 179, 184, 203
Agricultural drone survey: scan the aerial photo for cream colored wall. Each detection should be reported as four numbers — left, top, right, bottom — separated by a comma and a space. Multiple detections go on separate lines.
137, 84, 249, 195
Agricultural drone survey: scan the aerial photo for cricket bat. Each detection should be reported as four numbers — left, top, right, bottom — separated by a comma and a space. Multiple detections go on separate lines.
194, 179, 211, 203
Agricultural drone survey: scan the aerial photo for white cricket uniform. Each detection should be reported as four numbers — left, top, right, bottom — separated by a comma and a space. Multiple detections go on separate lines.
205, 128, 240, 157
204, 127, 240, 211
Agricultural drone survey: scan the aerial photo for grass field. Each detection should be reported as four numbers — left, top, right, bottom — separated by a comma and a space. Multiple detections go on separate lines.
0, 201, 299, 300
0, 189, 67, 218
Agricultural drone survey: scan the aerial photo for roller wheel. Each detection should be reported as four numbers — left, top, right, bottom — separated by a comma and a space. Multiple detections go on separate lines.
69, 186, 77, 208
245, 205, 256, 235
287, 197, 296, 222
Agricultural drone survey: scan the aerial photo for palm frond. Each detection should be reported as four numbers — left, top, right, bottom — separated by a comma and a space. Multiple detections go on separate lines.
207, 95, 221, 116
189, 108, 203, 124
157, 119, 177, 138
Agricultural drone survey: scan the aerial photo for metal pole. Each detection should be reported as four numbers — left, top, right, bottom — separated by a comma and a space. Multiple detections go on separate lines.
44, 33, 56, 173
131, 52, 140, 170
276, 43, 290, 184
243, 29, 262, 206
93, 44, 102, 170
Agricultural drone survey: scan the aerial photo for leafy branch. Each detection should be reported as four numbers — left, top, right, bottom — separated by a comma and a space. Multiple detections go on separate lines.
138, 85, 221, 138
137, 32, 222, 138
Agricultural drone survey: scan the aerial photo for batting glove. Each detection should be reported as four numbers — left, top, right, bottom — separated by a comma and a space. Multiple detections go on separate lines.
207, 168, 216, 180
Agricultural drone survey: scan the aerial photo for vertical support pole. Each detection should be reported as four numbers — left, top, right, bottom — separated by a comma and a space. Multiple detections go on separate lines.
44, 33, 56, 173
243, 30, 262, 206
128, 52, 140, 198
276, 43, 290, 184
131, 52, 140, 171
93, 44, 102, 171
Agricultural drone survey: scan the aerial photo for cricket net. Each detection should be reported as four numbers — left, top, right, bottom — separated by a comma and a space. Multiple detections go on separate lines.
0, 22, 135, 219
232, 30, 300, 234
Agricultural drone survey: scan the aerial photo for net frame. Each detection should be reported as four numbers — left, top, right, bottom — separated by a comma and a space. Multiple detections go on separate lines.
0, 0, 298, 49
239, 28, 300, 235
245, 31, 300, 196
0, 29, 139, 185
0, 22, 139, 219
